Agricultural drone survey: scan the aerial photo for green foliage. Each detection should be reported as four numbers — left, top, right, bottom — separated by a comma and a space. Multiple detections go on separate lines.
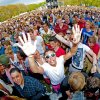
0, 2, 45, 22
58, 0, 100, 7
27, 2, 45, 11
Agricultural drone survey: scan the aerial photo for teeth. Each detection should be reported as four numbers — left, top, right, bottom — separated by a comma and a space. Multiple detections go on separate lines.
51, 60, 54, 63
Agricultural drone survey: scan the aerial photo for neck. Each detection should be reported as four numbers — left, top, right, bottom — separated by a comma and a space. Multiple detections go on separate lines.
54, 46, 59, 52
21, 78, 24, 86
86, 28, 91, 32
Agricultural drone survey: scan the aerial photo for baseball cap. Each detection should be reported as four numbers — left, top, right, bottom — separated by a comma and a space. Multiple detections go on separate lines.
0, 54, 10, 67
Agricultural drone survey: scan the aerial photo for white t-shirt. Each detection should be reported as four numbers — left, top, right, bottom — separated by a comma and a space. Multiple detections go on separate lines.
71, 42, 90, 69
41, 56, 65, 85
32, 36, 44, 55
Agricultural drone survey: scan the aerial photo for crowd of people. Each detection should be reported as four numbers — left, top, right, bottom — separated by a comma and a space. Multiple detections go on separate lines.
0, 5, 100, 100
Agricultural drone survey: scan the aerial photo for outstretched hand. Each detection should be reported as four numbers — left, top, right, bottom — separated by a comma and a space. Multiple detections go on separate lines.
72, 24, 82, 44
16, 32, 37, 56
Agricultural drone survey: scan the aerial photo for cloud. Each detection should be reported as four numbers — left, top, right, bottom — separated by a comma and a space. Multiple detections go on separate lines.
0, 0, 45, 6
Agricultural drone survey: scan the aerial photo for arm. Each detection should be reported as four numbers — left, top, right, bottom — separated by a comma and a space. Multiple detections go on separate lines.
42, 41, 46, 52
55, 34, 71, 47
63, 24, 82, 61
97, 49, 100, 59
15, 32, 44, 74
87, 49, 97, 73
28, 55, 44, 74
86, 53, 93, 62
64, 44, 78, 61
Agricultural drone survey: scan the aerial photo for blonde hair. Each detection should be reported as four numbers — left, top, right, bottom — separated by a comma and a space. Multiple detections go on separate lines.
4, 40, 11, 46
68, 72, 86, 91
88, 36, 96, 44
5, 46, 13, 55
86, 20, 95, 30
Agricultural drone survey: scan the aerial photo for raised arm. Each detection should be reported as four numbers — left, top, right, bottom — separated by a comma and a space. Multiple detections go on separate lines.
16, 32, 44, 74
55, 34, 71, 47
63, 24, 82, 61
28, 55, 44, 74
87, 49, 97, 73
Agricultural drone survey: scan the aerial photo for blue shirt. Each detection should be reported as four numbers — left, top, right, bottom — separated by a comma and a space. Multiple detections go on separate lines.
14, 76, 46, 99
82, 28, 93, 45
0, 46, 5, 55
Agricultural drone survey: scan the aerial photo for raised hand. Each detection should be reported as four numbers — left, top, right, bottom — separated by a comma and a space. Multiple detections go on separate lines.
72, 24, 82, 44
16, 32, 37, 56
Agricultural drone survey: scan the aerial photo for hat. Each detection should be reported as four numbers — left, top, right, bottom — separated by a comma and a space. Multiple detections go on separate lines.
0, 54, 10, 67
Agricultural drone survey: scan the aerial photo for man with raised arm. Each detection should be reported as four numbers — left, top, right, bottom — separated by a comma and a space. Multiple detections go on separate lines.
16, 24, 81, 93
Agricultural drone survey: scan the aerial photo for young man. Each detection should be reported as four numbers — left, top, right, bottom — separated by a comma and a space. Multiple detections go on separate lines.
10, 68, 46, 100
16, 24, 81, 93
54, 28, 97, 73
49, 36, 66, 57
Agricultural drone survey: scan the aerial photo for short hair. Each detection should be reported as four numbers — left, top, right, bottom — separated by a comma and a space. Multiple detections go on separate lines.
88, 36, 96, 44
49, 36, 59, 42
17, 49, 27, 59
4, 40, 11, 46
10, 68, 21, 75
5, 46, 13, 55
87, 77, 100, 89
68, 72, 86, 91
44, 49, 55, 56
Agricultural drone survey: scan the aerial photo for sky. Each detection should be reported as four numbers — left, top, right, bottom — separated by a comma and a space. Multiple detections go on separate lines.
0, 0, 45, 6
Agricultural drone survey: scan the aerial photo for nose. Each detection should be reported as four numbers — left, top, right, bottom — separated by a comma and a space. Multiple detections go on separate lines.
49, 56, 54, 60
14, 78, 18, 83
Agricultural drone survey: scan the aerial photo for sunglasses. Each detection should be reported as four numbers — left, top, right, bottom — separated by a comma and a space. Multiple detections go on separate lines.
45, 53, 56, 59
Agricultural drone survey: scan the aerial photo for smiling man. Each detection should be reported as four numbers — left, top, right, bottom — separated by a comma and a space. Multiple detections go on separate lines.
10, 68, 46, 100
16, 24, 81, 93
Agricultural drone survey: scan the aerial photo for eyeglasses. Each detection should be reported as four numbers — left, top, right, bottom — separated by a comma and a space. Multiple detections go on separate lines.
45, 53, 56, 59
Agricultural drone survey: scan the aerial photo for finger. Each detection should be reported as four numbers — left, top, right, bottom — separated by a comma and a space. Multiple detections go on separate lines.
75, 24, 79, 33
19, 36, 24, 45
16, 43, 23, 49
22, 32, 27, 43
32, 40, 37, 54
77, 25, 80, 33
27, 33, 31, 42
80, 28, 83, 36
72, 26, 75, 34
34, 40, 37, 47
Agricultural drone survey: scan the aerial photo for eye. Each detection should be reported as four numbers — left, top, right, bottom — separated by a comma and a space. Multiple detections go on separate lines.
51, 53, 55, 57
45, 55, 49, 59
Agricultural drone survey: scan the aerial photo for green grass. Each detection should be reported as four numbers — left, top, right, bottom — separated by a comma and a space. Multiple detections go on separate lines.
58, 0, 100, 7
0, 2, 45, 22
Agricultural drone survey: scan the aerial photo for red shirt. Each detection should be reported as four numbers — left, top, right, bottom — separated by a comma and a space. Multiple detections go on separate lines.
78, 21, 86, 29
55, 47, 66, 57
89, 43, 100, 55
54, 23, 68, 35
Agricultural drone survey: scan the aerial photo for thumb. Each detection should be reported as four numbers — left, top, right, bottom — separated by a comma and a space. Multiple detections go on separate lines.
34, 40, 37, 47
